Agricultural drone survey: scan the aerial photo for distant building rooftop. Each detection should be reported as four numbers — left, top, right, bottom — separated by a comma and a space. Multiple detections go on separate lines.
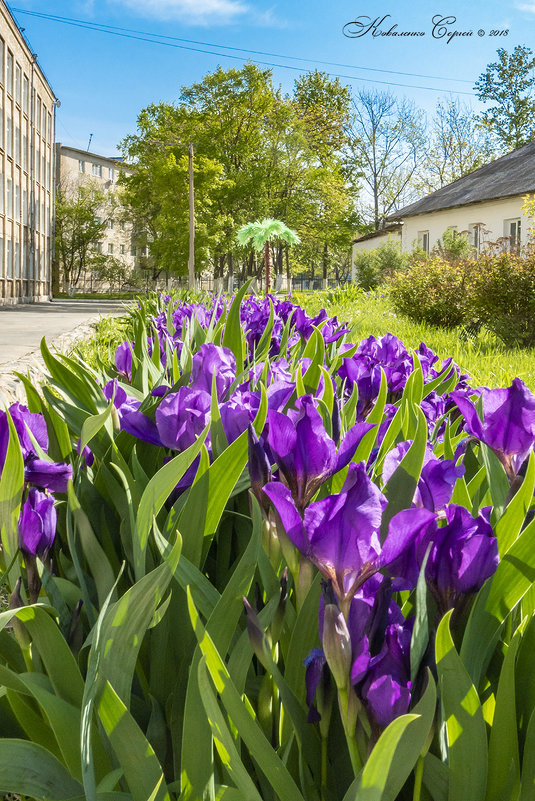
57, 143, 125, 164
389, 140, 535, 219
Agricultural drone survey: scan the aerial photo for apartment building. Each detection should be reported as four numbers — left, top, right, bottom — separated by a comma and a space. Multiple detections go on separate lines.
0, 1, 57, 303
55, 144, 137, 290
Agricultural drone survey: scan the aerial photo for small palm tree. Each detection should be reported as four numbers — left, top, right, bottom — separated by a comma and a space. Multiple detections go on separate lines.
236, 218, 300, 294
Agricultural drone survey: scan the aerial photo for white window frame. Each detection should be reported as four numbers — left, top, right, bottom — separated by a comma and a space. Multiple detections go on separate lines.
418, 230, 430, 254
504, 218, 522, 252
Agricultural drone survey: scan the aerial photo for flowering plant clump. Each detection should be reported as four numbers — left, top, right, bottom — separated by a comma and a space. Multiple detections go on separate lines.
0, 285, 534, 801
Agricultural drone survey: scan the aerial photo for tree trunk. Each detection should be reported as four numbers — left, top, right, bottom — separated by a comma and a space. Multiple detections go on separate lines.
322, 241, 328, 290
264, 241, 271, 294
227, 251, 234, 293
285, 246, 291, 294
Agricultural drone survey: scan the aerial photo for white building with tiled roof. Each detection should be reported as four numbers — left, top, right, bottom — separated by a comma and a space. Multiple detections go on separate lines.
387, 141, 535, 254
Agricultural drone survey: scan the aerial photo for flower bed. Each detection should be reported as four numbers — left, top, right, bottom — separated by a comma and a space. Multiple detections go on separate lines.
1, 285, 535, 800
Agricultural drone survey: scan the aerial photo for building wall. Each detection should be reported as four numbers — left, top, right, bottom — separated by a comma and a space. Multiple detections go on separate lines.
399, 196, 531, 254
352, 230, 402, 256
0, 2, 56, 304
55, 144, 137, 287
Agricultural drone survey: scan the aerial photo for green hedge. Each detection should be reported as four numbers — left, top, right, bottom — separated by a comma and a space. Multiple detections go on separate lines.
388, 250, 535, 347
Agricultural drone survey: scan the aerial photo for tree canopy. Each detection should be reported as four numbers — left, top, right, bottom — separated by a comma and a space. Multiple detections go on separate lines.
119, 64, 358, 286
474, 45, 535, 150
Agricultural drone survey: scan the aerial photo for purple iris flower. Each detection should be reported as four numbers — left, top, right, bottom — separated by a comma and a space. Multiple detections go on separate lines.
304, 649, 328, 723
382, 442, 464, 512
102, 380, 140, 418
190, 344, 236, 400
339, 355, 382, 418
24, 456, 73, 493
425, 505, 498, 613
266, 395, 374, 511
77, 439, 95, 468
451, 378, 535, 479
388, 504, 498, 607
0, 403, 48, 469
115, 341, 134, 382
356, 334, 413, 395
264, 463, 434, 613
360, 622, 413, 727
220, 389, 260, 444
18, 488, 57, 557
155, 387, 211, 451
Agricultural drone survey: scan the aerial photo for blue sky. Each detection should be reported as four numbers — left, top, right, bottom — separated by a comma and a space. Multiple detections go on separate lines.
7, 0, 535, 156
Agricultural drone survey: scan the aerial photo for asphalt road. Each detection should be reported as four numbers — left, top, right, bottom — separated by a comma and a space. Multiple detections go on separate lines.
0, 299, 128, 365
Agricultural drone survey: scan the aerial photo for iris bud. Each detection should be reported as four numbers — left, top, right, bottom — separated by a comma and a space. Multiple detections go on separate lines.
322, 603, 352, 691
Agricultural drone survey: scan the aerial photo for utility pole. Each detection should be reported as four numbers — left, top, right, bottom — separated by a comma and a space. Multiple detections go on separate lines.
188, 143, 195, 290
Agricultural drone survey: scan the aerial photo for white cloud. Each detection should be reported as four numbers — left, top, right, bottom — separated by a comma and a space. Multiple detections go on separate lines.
113, 0, 250, 24
516, 1, 535, 12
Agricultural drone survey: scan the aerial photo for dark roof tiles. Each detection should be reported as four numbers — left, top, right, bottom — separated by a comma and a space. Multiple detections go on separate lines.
389, 140, 535, 219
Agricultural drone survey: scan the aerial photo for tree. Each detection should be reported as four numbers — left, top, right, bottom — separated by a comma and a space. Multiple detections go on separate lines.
417, 98, 496, 194
474, 46, 535, 151
236, 218, 300, 293
121, 64, 362, 289
54, 181, 107, 292
348, 89, 426, 229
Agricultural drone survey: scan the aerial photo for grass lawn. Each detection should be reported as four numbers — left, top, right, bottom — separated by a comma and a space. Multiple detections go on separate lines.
295, 288, 535, 390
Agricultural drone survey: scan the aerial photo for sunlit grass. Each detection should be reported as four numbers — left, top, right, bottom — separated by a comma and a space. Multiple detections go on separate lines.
295, 289, 535, 390
71, 314, 133, 370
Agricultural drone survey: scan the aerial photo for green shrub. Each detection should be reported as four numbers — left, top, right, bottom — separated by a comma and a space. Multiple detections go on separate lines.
388, 254, 475, 328
469, 250, 535, 347
433, 227, 474, 261
353, 239, 407, 290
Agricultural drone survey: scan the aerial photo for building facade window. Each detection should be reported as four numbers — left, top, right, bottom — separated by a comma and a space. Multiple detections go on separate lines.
120, 244, 125, 254
109, 167, 114, 182
15, 64, 21, 105
107, 219, 113, 230
6, 179, 13, 219
418, 230, 430, 254
6, 50, 13, 96
22, 75, 28, 114
79, 160, 85, 174
504, 218, 521, 252
108, 243, 114, 254
6, 238, 12, 279
6, 112, 12, 157
0, 38, 4, 85
92, 163, 102, 177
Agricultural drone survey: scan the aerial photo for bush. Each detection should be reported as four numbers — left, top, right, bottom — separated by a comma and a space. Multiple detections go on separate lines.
388, 254, 475, 328
353, 239, 407, 290
469, 250, 535, 347
433, 227, 474, 261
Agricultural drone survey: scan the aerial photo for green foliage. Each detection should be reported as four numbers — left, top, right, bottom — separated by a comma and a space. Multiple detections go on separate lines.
54, 182, 108, 291
295, 289, 535, 390
388, 254, 474, 328
474, 46, 535, 150
353, 239, 407, 290
468, 250, 535, 347
120, 65, 359, 282
433, 228, 475, 261
4, 289, 535, 801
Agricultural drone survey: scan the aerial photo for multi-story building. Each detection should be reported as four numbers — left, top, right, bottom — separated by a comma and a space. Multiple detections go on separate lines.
0, 1, 57, 304
55, 144, 137, 290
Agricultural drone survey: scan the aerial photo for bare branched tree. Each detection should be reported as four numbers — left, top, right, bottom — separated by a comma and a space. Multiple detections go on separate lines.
347, 89, 426, 229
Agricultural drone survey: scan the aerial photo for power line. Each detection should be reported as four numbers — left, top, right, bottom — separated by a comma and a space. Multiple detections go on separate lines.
11, 7, 474, 85
11, 6, 475, 96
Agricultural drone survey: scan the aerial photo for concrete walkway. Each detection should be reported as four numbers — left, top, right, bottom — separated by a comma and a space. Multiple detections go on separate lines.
0, 299, 130, 406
